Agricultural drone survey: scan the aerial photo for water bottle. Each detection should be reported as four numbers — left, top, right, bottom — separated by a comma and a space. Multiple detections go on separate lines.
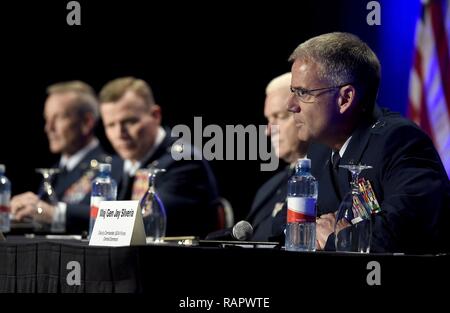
0, 164, 11, 233
285, 158, 318, 251
138, 168, 166, 243
89, 163, 117, 237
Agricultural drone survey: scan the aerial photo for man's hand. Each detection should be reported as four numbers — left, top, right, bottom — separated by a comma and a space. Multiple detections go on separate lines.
10, 192, 55, 224
316, 213, 336, 250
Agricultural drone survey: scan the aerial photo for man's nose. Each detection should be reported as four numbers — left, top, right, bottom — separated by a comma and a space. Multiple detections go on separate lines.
287, 95, 300, 113
119, 123, 129, 138
266, 122, 272, 136
44, 119, 54, 134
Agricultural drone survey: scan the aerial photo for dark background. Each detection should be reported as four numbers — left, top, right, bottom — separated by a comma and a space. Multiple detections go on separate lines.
0, 0, 419, 221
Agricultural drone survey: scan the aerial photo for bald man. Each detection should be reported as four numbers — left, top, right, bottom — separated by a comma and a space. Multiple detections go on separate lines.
246, 73, 308, 241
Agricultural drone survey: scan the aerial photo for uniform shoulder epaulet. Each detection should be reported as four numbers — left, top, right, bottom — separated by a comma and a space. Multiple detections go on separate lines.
370, 119, 387, 134
146, 160, 160, 169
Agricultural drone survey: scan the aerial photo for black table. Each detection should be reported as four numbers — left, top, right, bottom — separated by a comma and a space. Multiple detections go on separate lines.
0, 236, 448, 310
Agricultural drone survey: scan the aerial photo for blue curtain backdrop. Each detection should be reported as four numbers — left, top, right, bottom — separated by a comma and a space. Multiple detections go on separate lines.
377, 0, 422, 115
340, 0, 422, 116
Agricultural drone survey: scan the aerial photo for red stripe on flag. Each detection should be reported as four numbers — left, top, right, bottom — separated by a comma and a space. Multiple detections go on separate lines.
416, 50, 435, 140
410, 48, 435, 140
420, 88, 435, 140
430, 0, 450, 115
408, 47, 424, 124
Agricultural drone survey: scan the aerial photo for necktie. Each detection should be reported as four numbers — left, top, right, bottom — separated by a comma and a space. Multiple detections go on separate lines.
332, 151, 341, 172
331, 151, 342, 201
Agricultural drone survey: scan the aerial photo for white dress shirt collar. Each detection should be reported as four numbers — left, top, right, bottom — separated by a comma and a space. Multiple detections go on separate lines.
59, 138, 99, 172
331, 136, 352, 164
338, 136, 352, 158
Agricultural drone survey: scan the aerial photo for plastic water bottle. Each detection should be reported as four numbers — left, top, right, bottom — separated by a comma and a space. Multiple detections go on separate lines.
89, 163, 117, 237
0, 164, 11, 233
285, 158, 318, 251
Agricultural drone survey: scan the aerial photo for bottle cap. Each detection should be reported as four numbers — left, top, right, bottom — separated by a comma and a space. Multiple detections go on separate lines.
98, 163, 111, 173
297, 158, 311, 169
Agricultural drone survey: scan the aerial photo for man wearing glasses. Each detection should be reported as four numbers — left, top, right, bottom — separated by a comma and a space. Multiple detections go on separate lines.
285, 32, 449, 254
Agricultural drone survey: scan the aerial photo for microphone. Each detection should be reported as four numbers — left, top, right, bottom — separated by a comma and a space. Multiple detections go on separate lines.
205, 220, 253, 241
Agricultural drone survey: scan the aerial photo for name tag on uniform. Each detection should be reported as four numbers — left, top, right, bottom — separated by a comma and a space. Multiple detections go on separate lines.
89, 200, 146, 247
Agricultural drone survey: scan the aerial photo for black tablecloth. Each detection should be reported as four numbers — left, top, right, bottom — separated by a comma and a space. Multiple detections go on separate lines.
0, 236, 449, 309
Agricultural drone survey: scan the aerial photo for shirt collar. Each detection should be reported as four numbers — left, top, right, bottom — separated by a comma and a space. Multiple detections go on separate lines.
338, 136, 352, 157
330, 136, 352, 162
59, 138, 99, 172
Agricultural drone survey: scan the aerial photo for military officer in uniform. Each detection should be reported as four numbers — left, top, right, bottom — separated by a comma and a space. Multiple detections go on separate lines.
284, 32, 449, 254
98, 77, 220, 238
246, 72, 309, 241
11, 81, 111, 234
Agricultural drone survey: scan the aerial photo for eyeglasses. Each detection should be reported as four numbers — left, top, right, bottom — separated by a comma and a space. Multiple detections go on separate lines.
290, 83, 352, 103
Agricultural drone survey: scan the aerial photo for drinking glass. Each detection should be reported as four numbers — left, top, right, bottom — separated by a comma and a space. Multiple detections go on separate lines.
35, 168, 61, 232
335, 163, 372, 253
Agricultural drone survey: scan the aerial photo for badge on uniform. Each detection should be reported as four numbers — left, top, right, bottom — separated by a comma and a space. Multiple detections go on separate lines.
357, 178, 381, 214
131, 168, 151, 201
62, 170, 96, 203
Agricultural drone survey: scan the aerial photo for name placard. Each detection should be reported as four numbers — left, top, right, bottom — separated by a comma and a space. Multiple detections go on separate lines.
89, 200, 146, 247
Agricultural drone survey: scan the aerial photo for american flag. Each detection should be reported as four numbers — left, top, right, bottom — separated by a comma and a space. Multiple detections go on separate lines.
408, 0, 450, 176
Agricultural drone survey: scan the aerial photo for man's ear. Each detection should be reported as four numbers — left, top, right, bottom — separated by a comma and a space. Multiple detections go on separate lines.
150, 104, 162, 123
337, 85, 356, 114
81, 112, 96, 136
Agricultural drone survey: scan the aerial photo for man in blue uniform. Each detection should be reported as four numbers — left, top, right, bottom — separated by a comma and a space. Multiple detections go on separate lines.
11, 81, 110, 234
98, 77, 220, 238
285, 32, 449, 254
247, 72, 308, 241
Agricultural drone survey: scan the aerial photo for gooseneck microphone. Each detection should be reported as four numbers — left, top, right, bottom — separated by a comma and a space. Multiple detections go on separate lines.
205, 220, 253, 241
